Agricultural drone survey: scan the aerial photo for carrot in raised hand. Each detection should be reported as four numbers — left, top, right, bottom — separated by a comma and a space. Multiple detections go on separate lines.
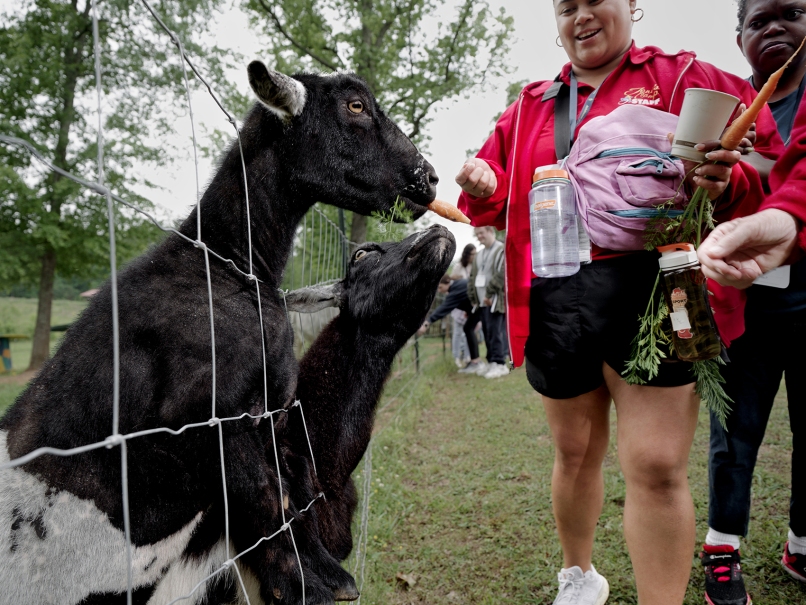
721, 35, 806, 150
427, 199, 471, 224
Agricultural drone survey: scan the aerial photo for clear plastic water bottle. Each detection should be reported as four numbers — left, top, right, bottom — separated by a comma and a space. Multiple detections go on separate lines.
529, 165, 580, 278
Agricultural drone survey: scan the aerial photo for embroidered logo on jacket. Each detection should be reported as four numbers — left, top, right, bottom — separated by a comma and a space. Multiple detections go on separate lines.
619, 85, 661, 106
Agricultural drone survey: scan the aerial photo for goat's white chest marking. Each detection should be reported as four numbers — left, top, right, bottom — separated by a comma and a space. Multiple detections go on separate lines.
0, 431, 202, 605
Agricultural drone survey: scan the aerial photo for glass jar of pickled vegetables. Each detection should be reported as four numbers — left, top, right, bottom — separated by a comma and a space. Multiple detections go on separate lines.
657, 243, 722, 362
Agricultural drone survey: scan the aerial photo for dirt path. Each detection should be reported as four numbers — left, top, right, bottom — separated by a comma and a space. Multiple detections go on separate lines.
0, 370, 36, 386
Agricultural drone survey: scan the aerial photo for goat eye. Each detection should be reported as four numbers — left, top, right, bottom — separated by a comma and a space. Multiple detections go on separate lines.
354, 250, 368, 261
348, 100, 364, 114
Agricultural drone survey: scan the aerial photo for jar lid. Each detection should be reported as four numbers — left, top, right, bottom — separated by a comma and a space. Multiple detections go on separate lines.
533, 164, 569, 183
657, 243, 698, 270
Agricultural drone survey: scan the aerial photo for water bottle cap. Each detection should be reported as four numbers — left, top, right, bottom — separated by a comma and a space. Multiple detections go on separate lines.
533, 167, 569, 183
657, 243, 699, 270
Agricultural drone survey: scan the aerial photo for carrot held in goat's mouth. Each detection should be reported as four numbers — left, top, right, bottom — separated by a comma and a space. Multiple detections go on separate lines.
427, 199, 471, 224
721, 35, 806, 151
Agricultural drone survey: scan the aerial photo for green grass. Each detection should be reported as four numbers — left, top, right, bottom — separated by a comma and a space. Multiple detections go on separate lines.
0, 329, 801, 604
0, 296, 87, 374
0, 383, 24, 415
349, 339, 806, 604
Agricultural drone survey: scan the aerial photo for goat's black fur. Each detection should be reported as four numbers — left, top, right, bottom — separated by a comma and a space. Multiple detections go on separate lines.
0, 67, 438, 605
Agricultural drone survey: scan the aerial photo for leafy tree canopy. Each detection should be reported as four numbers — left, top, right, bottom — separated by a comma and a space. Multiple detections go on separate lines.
0, 0, 240, 367
245, 0, 514, 242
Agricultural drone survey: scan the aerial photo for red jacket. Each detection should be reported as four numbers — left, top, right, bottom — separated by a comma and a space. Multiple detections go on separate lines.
458, 43, 783, 368
762, 92, 806, 251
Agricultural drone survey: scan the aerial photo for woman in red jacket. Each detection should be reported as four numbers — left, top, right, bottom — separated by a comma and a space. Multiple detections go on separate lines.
454, 1, 782, 604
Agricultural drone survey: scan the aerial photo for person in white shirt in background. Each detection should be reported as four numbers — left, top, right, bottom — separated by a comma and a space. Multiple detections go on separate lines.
461, 226, 509, 379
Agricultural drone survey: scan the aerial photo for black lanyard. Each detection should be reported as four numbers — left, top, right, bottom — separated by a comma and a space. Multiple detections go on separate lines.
569, 72, 605, 145
552, 72, 607, 161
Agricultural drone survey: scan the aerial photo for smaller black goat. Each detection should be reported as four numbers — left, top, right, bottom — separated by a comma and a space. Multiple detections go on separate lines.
281, 225, 455, 564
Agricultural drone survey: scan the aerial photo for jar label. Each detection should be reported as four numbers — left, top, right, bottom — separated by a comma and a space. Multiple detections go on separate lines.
533, 199, 556, 211
670, 287, 692, 339
670, 311, 692, 333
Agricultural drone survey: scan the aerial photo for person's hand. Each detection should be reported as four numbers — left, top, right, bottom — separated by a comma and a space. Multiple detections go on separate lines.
455, 158, 497, 198
697, 209, 800, 288
416, 321, 430, 336
483, 297, 492, 306
670, 135, 741, 201
732, 103, 756, 154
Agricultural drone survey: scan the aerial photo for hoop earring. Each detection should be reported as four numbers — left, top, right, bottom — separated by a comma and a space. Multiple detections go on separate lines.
631, 7, 644, 22
556, 35, 563, 47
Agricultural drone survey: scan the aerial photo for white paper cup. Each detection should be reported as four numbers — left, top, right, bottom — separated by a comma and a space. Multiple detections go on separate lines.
671, 88, 740, 162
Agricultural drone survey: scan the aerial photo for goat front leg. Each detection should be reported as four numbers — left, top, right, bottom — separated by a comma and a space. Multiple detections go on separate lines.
280, 447, 359, 601
224, 430, 355, 604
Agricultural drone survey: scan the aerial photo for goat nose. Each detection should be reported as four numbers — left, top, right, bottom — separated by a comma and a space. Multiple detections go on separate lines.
424, 160, 439, 187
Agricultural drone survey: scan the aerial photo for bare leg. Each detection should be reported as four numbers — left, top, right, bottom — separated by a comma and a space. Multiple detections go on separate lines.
542, 385, 611, 571
604, 363, 699, 605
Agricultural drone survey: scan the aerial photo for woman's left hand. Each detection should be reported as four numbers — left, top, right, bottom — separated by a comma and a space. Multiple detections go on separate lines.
669, 134, 741, 201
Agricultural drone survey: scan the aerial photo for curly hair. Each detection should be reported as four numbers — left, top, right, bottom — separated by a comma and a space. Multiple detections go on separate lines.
736, 0, 748, 33
460, 243, 476, 267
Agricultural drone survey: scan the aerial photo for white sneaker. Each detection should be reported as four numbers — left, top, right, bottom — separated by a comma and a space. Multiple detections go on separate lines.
454, 357, 464, 368
552, 565, 609, 605
457, 360, 488, 375
483, 362, 509, 379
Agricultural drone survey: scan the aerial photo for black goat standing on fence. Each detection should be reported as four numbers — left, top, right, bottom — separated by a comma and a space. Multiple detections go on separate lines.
283, 225, 455, 563
0, 63, 438, 605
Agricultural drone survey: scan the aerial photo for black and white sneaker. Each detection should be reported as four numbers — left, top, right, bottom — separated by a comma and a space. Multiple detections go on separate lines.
782, 542, 806, 583
701, 544, 751, 605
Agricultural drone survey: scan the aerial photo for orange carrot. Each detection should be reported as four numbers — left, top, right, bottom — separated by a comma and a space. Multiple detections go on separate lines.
721, 36, 806, 150
427, 199, 471, 224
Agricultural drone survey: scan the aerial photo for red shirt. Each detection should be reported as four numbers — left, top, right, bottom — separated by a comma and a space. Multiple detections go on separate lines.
458, 43, 783, 368
762, 92, 806, 251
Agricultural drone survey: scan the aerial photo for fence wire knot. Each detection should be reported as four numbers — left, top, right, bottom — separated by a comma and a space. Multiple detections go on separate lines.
104, 434, 124, 448
291, 399, 301, 408
247, 273, 256, 282
221, 559, 235, 570
208, 417, 221, 427
194, 240, 207, 251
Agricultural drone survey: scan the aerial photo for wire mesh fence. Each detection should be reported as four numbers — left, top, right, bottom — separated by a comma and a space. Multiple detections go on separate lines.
0, 1, 430, 602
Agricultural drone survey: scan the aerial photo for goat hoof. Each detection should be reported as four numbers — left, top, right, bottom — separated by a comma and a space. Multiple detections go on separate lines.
333, 583, 359, 601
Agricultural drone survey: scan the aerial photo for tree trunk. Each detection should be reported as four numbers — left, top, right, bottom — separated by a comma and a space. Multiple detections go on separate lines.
349, 213, 368, 247
26, 6, 89, 371
28, 248, 56, 371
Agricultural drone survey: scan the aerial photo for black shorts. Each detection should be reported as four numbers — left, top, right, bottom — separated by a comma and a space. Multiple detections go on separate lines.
523, 252, 695, 400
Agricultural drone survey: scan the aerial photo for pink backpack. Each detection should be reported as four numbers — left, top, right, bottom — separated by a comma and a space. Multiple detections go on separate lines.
565, 104, 688, 251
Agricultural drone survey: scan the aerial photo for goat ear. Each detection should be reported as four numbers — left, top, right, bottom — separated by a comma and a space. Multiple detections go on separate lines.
284, 282, 343, 313
248, 61, 307, 119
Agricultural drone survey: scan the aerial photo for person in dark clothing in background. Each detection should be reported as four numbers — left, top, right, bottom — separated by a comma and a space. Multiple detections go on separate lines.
702, 3, 806, 604
417, 275, 480, 367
